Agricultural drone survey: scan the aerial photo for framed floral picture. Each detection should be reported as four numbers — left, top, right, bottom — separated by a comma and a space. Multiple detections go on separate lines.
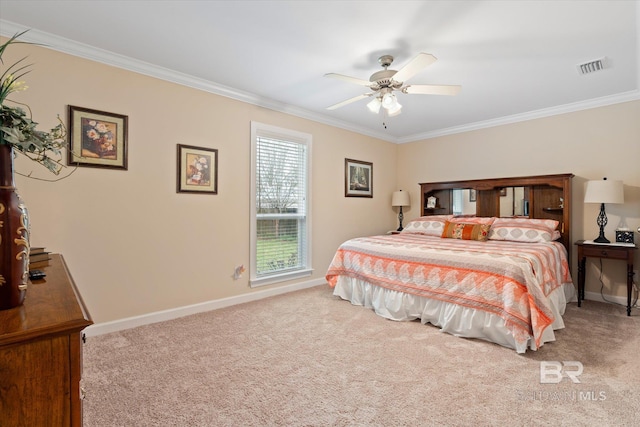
176, 144, 218, 194
67, 106, 128, 169
345, 158, 372, 198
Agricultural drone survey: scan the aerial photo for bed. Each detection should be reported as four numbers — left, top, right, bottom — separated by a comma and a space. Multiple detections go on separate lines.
326, 174, 575, 353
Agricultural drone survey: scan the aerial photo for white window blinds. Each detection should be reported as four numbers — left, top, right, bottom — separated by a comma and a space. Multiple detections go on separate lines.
250, 122, 312, 287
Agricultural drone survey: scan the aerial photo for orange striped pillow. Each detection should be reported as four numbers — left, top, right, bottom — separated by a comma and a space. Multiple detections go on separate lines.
450, 216, 496, 225
441, 221, 491, 241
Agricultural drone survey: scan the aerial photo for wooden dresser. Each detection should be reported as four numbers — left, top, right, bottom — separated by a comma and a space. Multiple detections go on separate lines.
0, 254, 93, 426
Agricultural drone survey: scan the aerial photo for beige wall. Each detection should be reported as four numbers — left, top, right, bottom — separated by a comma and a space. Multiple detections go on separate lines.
5, 38, 638, 323
397, 100, 640, 299
6, 41, 398, 323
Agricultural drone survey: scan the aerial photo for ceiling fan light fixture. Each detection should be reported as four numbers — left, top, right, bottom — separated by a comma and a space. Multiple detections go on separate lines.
325, 52, 460, 115
366, 97, 382, 114
381, 92, 397, 109
387, 101, 402, 117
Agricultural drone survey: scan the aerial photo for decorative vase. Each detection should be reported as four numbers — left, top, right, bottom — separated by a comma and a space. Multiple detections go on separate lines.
0, 144, 30, 310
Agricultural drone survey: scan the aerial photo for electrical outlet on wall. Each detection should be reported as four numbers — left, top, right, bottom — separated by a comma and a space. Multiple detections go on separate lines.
233, 265, 246, 280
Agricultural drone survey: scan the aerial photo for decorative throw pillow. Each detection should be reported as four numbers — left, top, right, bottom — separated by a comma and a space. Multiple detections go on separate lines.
450, 216, 496, 225
441, 221, 491, 241
488, 218, 560, 243
401, 215, 453, 236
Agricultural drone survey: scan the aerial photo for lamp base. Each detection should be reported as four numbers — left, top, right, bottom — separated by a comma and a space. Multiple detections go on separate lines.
397, 207, 404, 232
593, 235, 610, 244
593, 203, 610, 244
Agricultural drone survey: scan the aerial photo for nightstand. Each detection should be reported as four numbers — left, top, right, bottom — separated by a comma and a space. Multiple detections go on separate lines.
575, 240, 637, 316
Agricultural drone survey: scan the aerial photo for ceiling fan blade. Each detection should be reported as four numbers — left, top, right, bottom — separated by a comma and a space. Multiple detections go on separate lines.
324, 73, 372, 86
404, 84, 461, 96
392, 53, 437, 84
326, 94, 371, 110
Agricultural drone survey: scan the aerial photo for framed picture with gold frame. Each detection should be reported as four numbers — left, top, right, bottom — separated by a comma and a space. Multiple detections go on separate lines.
176, 144, 218, 194
67, 105, 128, 169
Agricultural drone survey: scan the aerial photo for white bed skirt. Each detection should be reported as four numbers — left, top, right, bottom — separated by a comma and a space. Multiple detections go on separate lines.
332, 277, 576, 353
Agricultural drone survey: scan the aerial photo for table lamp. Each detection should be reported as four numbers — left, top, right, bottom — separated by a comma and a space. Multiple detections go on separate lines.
584, 177, 624, 243
392, 190, 410, 231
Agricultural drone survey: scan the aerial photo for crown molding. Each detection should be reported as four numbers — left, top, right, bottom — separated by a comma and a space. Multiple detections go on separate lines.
2, 19, 637, 145
397, 89, 640, 144
0, 20, 395, 143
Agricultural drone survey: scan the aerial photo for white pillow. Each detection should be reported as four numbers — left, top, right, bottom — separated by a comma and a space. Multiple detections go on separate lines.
401, 215, 453, 236
488, 217, 559, 243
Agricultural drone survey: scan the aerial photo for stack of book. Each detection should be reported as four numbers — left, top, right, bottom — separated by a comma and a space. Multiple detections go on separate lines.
29, 247, 52, 270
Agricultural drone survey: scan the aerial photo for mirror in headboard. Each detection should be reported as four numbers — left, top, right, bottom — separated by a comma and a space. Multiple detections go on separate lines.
449, 188, 529, 217
499, 187, 527, 217
419, 174, 574, 259
450, 189, 476, 215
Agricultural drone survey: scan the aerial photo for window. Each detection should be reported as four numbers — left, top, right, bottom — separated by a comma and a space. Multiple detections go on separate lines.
250, 122, 312, 287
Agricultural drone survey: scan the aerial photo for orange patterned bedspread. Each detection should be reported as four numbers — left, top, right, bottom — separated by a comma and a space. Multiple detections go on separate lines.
326, 234, 572, 347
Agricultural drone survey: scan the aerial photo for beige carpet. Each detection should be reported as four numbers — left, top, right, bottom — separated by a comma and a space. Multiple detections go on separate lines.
83, 285, 640, 426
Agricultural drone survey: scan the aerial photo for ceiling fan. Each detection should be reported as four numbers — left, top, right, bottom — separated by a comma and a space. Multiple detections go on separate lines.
324, 53, 461, 116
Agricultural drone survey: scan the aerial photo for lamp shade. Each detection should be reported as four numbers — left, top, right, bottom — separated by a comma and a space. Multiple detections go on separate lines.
387, 101, 402, 117
584, 179, 624, 204
392, 190, 410, 207
382, 92, 397, 109
367, 97, 382, 114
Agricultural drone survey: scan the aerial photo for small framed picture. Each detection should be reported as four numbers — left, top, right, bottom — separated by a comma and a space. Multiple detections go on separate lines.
469, 189, 477, 202
68, 105, 128, 169
345, 158, 372, 198
427, 196, 437, 209
177, 144, 218, 194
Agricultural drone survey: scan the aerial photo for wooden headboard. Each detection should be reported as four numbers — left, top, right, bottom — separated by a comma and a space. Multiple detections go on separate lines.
419, 173, 574, 259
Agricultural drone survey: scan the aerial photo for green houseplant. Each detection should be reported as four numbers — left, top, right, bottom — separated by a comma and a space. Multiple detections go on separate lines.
1, 30, 66, 173
0, 30, 67, 309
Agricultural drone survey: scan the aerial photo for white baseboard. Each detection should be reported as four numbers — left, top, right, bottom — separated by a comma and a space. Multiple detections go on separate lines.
583, 291, 632, 307
84, 278, 326, 337
84, 283, 632, 338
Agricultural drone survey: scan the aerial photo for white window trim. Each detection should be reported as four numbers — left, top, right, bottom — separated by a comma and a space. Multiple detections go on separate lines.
250, 121, 312, 287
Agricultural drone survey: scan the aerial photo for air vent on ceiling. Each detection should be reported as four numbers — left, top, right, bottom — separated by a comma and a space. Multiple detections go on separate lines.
576, 57, 607, 75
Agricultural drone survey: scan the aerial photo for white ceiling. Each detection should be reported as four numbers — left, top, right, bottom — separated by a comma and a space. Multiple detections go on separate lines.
1, 1, 638, 143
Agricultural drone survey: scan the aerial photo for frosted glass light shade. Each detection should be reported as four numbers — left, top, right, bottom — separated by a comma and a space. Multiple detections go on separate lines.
387, 101, 402, 116
367, 97, 382, 114
382, 92, 397, 109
